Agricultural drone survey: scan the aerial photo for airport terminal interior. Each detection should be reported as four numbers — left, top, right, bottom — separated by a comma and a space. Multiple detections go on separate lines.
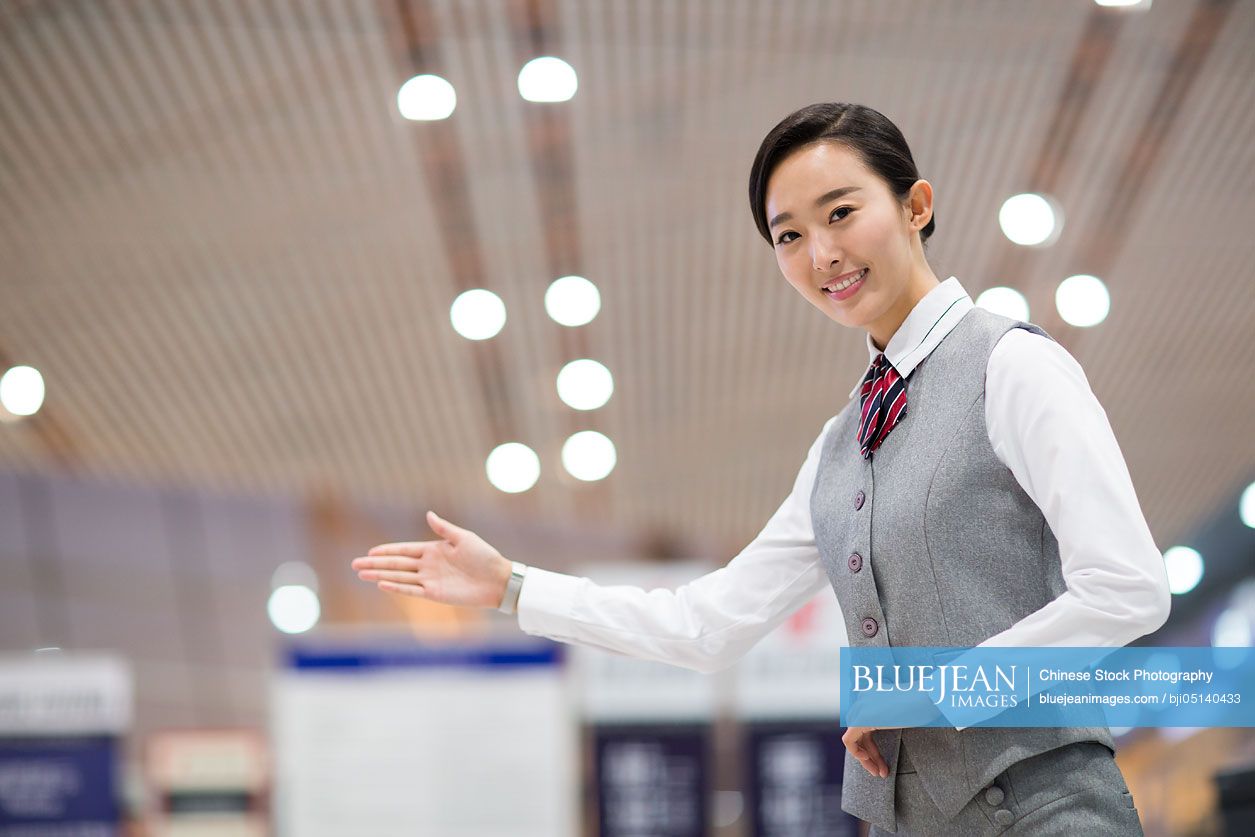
2, 0, 1255, 834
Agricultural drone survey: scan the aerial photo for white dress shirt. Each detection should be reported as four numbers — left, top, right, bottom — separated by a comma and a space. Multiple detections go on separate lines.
515, 277, 1173, 723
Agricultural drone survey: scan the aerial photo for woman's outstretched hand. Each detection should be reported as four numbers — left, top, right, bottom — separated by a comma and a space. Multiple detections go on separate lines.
351, 510, 512, 609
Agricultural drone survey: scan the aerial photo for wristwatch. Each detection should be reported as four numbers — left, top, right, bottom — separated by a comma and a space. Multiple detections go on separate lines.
497, 560, 529, 614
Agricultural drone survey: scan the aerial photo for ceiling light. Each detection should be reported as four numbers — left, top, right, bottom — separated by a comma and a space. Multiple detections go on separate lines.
518, 57, 577, 103
450, 289, 507, 340
397, 74, 457, 121
1055, 274, 1110, 327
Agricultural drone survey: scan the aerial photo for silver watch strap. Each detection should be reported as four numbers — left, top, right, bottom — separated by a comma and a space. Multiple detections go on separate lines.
498, 561, 528, 614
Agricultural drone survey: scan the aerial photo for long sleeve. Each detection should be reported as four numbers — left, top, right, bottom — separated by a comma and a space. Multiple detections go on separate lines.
942, 328, 1172, 730
981, 328, 1172, 646
515, 416, 841, 674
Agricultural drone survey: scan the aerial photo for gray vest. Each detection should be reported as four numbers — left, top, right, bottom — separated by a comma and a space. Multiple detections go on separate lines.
811, 306, 1114, 831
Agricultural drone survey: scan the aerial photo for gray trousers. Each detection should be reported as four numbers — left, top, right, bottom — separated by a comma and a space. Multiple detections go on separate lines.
868, 738, 1145, 835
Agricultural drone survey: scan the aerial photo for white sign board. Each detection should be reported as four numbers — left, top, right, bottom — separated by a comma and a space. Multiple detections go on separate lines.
271, 640, 575, 837
0, 653, 132, 735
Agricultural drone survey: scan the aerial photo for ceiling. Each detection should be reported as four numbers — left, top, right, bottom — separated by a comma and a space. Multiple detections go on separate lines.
2, 0, 1253, 563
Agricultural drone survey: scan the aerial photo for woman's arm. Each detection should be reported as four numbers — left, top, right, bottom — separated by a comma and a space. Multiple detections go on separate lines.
936, 328, 1172, 732
980, 328, 1173, 648
515, 415, 840, 674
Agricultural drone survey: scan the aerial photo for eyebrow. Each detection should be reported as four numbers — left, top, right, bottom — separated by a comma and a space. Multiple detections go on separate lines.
768, 186, 863, 229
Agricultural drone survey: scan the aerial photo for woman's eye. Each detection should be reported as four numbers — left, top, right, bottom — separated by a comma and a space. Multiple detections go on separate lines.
775, 207, 853, 245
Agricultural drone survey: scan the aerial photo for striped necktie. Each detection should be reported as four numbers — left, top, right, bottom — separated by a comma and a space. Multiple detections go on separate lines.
857, 352, 908, 459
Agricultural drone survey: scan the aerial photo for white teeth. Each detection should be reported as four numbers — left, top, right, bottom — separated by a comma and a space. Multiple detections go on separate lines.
824, 269, 866, 293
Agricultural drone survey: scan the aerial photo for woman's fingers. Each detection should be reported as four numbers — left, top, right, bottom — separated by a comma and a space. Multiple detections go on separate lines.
847, 734, 872, 772
352, 555, 421, 572
843, 727, 889, 778
426, 510, 461, 544
367, 542, 428, 557
865, 738, 888, 777
358, 569, 421, 584
377, 579, 425, 597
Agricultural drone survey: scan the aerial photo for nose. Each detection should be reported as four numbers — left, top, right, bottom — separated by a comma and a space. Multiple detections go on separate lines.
810, 234, 841, 273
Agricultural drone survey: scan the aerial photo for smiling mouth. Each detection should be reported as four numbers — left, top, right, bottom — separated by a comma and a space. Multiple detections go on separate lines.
821, 268, 868, 294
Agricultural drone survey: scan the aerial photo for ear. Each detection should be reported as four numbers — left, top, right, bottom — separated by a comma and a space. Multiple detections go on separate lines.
907, 179, 934, 230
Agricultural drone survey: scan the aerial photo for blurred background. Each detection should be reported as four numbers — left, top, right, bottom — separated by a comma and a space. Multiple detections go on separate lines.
2, 0, 1254, 834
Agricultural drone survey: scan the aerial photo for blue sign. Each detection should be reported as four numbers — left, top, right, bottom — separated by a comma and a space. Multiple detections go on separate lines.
0, 735, 121, 835
839, 646, 1255, 728
743, 721, 861, 836
284, 641, 562, 671
594, 724, 708, 837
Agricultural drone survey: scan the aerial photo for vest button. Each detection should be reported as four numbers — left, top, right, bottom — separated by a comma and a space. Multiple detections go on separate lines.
861, 617, 878, 637
984, 785, 1004, 806
854, 490, 865, 510
847, 553, 863, 573
993, 809, 1015, 826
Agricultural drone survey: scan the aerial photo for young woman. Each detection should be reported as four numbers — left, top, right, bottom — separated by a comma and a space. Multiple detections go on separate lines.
352, 102, 1170, 835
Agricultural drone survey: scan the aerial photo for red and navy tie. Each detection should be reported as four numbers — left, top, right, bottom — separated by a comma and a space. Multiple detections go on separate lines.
857, 353, 907, 459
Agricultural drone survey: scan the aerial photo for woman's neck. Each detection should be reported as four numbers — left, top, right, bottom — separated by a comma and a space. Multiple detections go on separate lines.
867, 266, 941, 351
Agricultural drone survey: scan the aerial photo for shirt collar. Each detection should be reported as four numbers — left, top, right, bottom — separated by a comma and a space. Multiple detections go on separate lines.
847, 276, 974, 399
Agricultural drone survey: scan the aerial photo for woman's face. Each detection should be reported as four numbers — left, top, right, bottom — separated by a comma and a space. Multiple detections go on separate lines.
764, 141, 933, 348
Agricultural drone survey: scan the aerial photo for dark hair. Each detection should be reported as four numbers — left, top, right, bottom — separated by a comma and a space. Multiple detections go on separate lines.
748, 102, 935, 248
